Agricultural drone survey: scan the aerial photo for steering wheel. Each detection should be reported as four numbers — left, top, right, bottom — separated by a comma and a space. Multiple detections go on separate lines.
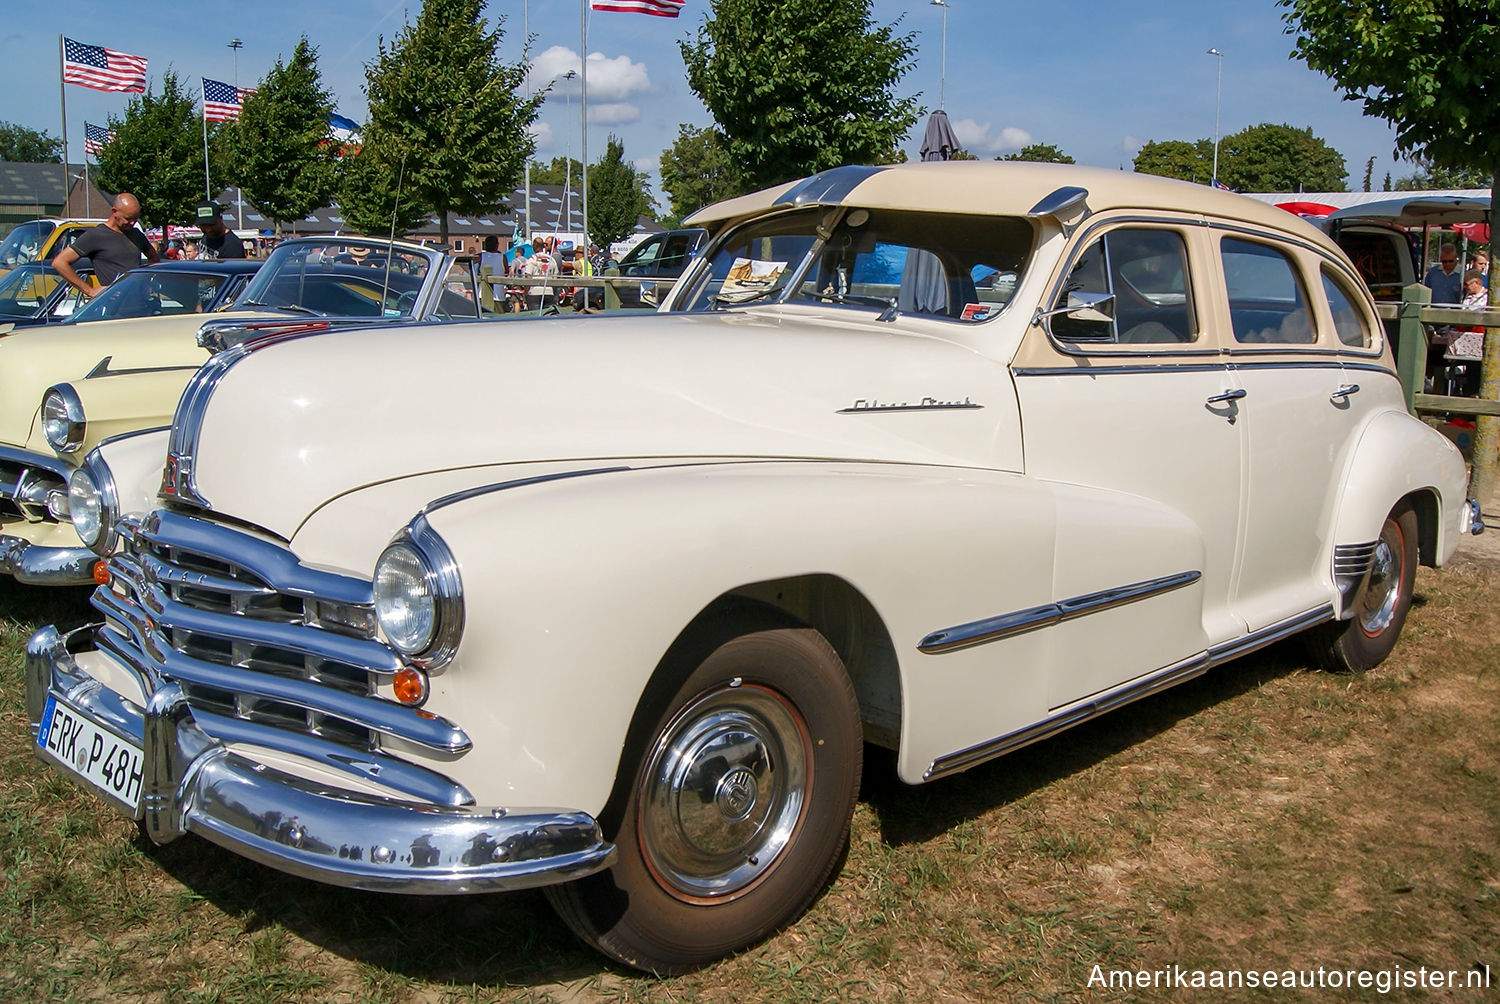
394, 290, 419, 314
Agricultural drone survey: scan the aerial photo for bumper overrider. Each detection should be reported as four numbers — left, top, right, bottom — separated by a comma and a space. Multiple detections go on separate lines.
25, 520, 616, 893
0, 444, 96, 585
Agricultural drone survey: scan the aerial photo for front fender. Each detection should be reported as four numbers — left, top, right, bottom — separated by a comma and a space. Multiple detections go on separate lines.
90, 427, 172, 523
1332, 408, 1467, 568
292, 460, 1206, 811
37, 369, 198, 459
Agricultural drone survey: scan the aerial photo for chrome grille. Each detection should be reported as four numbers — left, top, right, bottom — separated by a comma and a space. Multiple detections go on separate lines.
0, 448, 69, 524
93, 509, 470, 764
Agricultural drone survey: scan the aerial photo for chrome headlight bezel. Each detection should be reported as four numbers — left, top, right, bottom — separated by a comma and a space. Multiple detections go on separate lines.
42, 385, 87, 455
372, 516, 464, 669
68, 451, 119, 554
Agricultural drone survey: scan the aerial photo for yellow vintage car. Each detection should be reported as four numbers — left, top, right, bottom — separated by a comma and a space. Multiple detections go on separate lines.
1, 236, 487, 584
0, 219, 103, 279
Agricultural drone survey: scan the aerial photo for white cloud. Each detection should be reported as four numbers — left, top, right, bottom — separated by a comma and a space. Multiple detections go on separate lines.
634, 155, 660, 174
589, 102, 640, 125
951, 119, 1033, 156
526, 121, 554, 148
526, 45, 651, 103
1121, 135, 1143, 156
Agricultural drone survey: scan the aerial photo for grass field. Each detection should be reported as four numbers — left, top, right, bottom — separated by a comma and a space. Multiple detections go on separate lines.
2, 546, 1496, 1002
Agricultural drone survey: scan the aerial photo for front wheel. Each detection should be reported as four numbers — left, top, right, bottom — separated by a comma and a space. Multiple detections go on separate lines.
1310, 501, 1419, 672
546, 625, 862, 974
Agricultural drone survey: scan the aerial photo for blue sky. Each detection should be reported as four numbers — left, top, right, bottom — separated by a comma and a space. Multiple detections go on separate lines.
3, 0, 1423, 205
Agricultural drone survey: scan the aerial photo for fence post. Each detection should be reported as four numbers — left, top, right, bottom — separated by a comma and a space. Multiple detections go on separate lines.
1395, 282, 1430, 413
603, 267, 621, 310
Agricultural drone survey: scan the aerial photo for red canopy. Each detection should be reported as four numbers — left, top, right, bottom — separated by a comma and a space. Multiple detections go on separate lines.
1453, 221, 1490, 243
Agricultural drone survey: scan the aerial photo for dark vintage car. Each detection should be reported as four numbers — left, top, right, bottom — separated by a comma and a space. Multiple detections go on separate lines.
0, 261, 97, 328
609, 227, 708, 307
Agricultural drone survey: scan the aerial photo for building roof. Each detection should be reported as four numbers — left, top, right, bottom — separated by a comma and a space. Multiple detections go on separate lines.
0, 162, 86, 206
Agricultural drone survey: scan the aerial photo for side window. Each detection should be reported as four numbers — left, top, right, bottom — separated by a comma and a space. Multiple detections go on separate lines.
1221, 237, 1313, 344
1321, 268, 1370, 348
1052, 228, 1194, 344
49, 285, 89, 319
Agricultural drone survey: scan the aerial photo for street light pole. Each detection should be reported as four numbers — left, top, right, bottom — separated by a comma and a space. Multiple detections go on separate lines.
563, 69, 577, 240
929, 0, 948, 111
1208, 47, 1223, 186
229, 38, 244, 228
523, 0, 531, 244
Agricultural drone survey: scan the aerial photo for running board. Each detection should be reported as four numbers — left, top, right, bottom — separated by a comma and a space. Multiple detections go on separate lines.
923, 604, 1335, 781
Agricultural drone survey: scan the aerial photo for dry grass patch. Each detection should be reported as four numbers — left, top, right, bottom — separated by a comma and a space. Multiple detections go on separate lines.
1, 551, 1497, 1001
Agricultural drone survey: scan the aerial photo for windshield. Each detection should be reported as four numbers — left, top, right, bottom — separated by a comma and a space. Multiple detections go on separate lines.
236, 239, 436, 318
69, 268, 231, 322
0, 221, 55, 268
677, 207, 1033, 321
0, 264, 61, 317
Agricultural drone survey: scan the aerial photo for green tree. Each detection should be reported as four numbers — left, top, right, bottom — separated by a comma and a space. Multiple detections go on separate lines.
658, 124, 746, 220
529, 156, 583, 186
1395, 155, 1491, 191
363, 0, 541, 243
1218, 123, 1347, 192
588, 135, 653, 247
681, 0, 920, 190
1362, 155, 1376, 193
0, 121, 61, 162
228, 38, 338, 234
1280, 0, 1500, 503
1002, 143, 1074, 164
1133, 139, 1214, 184
335, 146, 432, 237
95, 72, 210, 228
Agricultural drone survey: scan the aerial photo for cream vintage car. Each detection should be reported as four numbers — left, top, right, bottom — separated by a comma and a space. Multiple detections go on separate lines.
0, 236, 487, 585
29, 163, 1480, 972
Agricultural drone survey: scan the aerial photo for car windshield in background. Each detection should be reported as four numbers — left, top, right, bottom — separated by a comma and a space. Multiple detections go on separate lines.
0, 263, 63, 316
238, 240, 435, 318
0, 221, 55, 268
69, 269, 231, 322
678, 207, 1034, 322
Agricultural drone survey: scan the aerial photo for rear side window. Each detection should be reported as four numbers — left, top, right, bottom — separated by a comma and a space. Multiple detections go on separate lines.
1052, 228, 1195, 344
1221, 238, 1313, 344
1321, 269, 1370, 347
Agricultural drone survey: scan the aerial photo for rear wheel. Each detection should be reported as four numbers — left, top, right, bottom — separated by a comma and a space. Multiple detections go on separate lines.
1311, 501, 1419, 672
546, 624, 862, 974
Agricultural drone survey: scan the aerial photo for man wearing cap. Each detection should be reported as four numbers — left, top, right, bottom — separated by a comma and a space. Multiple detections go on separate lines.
53, 192, 160, 296
197, 201, 246, 260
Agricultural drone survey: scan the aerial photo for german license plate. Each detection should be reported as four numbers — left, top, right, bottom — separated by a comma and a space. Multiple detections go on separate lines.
36, 695, 143, 813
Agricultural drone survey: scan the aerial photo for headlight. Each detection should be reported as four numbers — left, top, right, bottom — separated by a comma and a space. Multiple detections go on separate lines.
42, 386, 86, 455
68, 455, 118, 554
372, 516, 463, 668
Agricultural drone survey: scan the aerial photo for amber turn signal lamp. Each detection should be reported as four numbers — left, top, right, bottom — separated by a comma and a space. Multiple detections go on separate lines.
92, 561, 110, 586
392, 666, 428, 706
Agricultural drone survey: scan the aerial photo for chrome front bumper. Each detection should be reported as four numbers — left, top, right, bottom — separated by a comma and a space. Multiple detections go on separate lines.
1, 533, 98, 585
26, 625, 616, 894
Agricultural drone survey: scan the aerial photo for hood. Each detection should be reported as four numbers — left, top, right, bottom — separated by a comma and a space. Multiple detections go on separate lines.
0, 314, 210, 445
188, 310, 1020, 539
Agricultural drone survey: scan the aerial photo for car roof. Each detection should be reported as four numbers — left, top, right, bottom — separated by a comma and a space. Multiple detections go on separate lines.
687, 161, 1339, 253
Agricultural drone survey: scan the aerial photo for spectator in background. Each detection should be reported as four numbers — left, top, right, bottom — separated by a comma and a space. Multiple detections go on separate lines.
196, 202, 246, 259
1469, 250, 1489, 289
479, 235, 506, 276
53, 192, 159, 296
1424, 242, 1463, 304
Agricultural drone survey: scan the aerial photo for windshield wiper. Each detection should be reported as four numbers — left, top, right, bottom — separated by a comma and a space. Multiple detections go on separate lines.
709, 285, 784, 310
813, 290, 901, 322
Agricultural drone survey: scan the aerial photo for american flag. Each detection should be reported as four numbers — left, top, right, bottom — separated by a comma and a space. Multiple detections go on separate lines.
83, 122, 115, 156
203, 77, 252, 122
590, 0, 685, 16
62, 37, 148, 93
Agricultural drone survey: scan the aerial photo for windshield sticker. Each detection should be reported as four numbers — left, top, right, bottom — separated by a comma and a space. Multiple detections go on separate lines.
960, 303, 994, 321
718, 257, 788, 302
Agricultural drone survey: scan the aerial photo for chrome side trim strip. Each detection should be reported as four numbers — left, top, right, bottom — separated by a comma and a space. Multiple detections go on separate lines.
917, 570, 1201, 655
923, 603, 1337, 780
1013, 364, 1228, 378
424, 465, 632, 515
925, 652, 1211, 779
1204, 604, 1334, 664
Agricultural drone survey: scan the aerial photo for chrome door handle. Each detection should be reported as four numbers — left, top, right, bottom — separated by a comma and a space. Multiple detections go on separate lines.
1205, 389, 1247, 404
1330, 383, 1361, 401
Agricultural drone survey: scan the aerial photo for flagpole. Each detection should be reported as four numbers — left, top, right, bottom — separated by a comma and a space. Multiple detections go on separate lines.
84, 157, 90, 217
58, 36, 70, 205
202, 94, 212, 200
580, 0, 588, 252
523, 0, 531, 244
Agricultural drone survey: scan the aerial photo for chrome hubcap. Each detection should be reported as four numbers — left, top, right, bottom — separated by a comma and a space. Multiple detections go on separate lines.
1358, 524, 1403, 636
638, 683, 810, 901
